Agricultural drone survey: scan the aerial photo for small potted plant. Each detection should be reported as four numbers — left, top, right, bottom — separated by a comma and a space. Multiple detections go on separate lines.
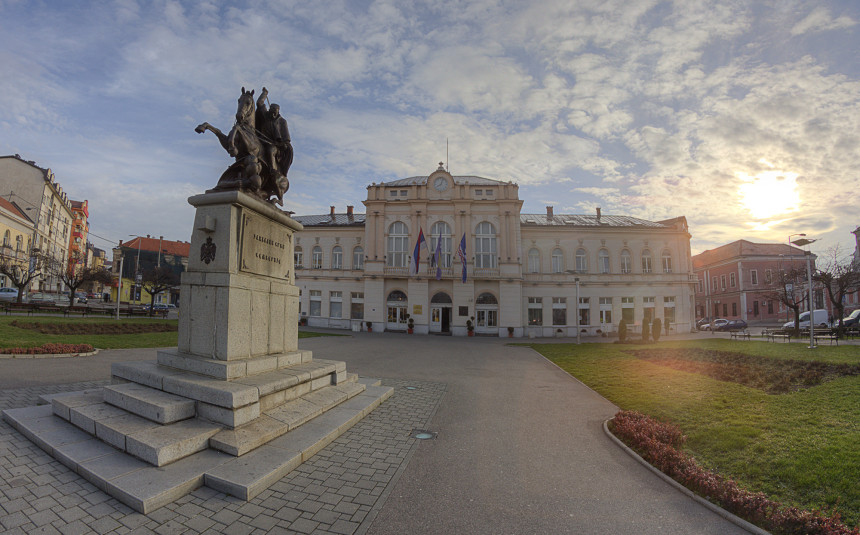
466, 317, 475, 336
407, 315, 414, 334
507, 326, 514, 338
366, 321, 372, 332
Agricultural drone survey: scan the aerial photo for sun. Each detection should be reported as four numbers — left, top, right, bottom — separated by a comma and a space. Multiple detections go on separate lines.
737, 169, 800, 220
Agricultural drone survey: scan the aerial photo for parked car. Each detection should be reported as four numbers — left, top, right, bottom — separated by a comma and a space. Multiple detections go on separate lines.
0, 287, 19, 302
28, 293, 57, 304
74, 292, 88, 304
718, 319, 748, 332
783, 309, 830, 330
701, 318, 728, 331
696, 317, 710, 330
840, 309, 860, 328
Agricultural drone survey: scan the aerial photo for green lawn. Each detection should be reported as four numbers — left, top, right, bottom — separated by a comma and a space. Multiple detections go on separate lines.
0, 316, 335, 350
532, 339, 860, 528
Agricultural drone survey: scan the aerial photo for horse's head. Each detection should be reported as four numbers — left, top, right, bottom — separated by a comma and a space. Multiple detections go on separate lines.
236, 87, 255, 125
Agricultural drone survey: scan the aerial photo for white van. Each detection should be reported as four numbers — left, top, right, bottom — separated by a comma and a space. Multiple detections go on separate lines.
783, 309, 830, 329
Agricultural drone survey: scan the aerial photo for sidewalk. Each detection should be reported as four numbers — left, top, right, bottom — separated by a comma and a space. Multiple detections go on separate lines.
0, 335, 755, 534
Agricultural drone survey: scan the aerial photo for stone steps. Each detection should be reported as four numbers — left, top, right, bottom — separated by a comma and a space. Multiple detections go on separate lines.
102, 382, 196, 425
2, 382, 394, 513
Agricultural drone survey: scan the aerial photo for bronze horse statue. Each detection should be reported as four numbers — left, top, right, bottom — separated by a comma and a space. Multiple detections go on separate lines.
195, 87, 289, 204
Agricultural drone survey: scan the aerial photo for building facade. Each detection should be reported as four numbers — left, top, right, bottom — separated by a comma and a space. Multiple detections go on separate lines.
0, 154, 74, 294
111, 235, 190, 305
692, 240, 832, 324
293, 166, 696, 337
0, 196, 36, 289
68, 200, 89, 264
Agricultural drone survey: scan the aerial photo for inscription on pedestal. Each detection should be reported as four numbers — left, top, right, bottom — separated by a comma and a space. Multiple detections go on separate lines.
240, 213, 291, 279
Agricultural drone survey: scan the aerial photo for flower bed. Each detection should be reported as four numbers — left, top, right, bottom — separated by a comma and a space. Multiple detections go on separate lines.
0, 343, 95, 355
609, 410, 858, 535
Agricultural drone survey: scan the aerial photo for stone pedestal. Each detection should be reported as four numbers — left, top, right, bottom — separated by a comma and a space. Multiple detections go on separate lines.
2, 190, 393, 514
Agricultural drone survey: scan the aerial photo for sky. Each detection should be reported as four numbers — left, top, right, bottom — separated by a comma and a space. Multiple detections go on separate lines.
1, 0, 858, 257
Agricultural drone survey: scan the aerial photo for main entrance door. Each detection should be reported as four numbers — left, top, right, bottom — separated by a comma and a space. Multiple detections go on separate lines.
430, 292, 452, 333
475, 292, 499, 335
386, 290, 408, 331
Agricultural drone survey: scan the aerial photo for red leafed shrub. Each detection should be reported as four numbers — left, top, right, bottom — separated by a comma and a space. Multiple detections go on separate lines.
609, 410, 859, 535
0, 343, 94, 355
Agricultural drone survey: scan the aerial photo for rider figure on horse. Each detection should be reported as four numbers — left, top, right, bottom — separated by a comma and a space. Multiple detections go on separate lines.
256, 87, 292, 204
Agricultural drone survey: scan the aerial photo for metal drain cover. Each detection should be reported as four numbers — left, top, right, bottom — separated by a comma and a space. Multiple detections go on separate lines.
411, 429, 437, 440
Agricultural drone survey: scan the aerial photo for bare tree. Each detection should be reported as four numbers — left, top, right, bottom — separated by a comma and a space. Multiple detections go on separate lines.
141, 266, 180, 316
46, 251, 114, 306
813, 245, 860, 335
0, 248, 48, 303
755, 266, 808, 335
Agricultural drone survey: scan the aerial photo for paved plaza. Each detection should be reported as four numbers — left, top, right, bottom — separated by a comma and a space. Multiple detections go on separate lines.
0, 333, 754, 534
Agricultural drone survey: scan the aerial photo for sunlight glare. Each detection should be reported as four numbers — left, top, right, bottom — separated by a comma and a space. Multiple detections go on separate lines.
737, 170, 800, 220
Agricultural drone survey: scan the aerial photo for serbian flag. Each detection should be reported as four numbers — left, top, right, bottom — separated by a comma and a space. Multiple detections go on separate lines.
434, 230, 442, 280
412, 228, 427, 274
456, 233, 467, 282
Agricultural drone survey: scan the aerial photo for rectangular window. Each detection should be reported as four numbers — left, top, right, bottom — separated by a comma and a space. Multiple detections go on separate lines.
552, 297, 566, 325
722, 304, 728, 317
312, 249, 323, 269
579, 298, 590, 326
330, 291, 342, 318
621, 297, 634, 323
720, 275, 726, 289
332, 249, 343, 270
712, 277, 717, 291
765, 269, 772, 284
731, 302, 737, 316
309, 290, 321, 317
350, 292, 364, 319
730, 273, 736, 288
767, 300, 773, 314
353, 249, 364, 269
664, 305, 675, 326
600, 308, 612, 324
390, 190, 398, 197
753, 301, 760, 316
528, 297, 543, 326
643, 297, 655, 323
751, 270, 758, 285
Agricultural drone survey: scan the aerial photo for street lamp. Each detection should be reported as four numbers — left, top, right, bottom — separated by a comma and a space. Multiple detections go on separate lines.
129, 235, 143, 304
791, 236, 817, 349
112, 246, 124, 320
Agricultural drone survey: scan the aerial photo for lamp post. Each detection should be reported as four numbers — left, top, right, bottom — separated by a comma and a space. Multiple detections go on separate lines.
575, 277, 581, 345
129, 235, 143, 304
791, 237, 817, 349
112, 246, 124, 320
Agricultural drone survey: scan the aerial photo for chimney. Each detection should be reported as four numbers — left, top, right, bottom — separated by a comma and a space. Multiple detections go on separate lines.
347, 205, 354, 216
546, 206, 553, 220
596, 207, 601, 222
330, 206, 335, 216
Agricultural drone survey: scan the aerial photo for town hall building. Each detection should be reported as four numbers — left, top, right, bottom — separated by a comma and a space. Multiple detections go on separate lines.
293, 165, 696, 337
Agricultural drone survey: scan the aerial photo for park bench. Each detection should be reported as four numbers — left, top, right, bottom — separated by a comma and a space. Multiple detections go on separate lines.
64, 305, 89, 317
765, 330, 791, 343
812, 328, 838, 346
730, 330, 751, 340
4, 302, 33, 315
33, 303, 62, 314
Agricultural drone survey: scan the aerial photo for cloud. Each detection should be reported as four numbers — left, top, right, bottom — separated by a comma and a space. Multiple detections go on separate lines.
790, 7, 857, 36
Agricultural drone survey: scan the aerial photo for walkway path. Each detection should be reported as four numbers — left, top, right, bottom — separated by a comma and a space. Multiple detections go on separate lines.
0, 334, 752, 534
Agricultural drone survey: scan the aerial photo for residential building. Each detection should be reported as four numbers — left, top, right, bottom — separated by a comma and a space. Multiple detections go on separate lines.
111, 235, 190, 305
692, 240, 832, 324
0, 154, 74, 294
293, 165, 696, 337
0, 196, 36, 288
68, 200, 89, 264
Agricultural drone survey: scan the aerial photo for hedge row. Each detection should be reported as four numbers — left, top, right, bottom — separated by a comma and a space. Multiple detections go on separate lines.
609, 410, 858, 535
0, 343, 94, 355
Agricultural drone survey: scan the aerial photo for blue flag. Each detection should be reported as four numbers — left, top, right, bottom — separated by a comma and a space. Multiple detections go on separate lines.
412, 228, 426, 274
434, 230, 442, 280
456, 233, 467, 282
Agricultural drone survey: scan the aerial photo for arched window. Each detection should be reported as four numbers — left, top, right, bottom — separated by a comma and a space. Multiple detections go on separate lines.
352, 246, 364, 270
598, 249, 610, 274
620, 249, 632, 274
294, 246, 303, 268
430, 221, 452, 268
551, 248, 564, 273
331, 246, 343, 270
475, 222, 497, 268
312, 246, 323, 269
387, 222, 409, 267
575, 248, 588, 273
641, 249, 652, 273
527, 248, 540, 273
476, 292, 498, 305
662, 250, 673, 273
387, 290, 407, 302
15, 235, 23, 251
431, 292, 452, 304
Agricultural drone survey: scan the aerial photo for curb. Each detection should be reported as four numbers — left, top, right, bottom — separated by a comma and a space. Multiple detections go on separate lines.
0, 349, 100, 360
603, 419, 770, 535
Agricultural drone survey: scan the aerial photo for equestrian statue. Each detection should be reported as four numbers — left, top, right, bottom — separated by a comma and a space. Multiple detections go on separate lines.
195, 87, 293, 205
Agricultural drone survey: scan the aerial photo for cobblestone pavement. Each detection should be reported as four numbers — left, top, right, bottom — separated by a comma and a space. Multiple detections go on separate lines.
0, 378, 446, 534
